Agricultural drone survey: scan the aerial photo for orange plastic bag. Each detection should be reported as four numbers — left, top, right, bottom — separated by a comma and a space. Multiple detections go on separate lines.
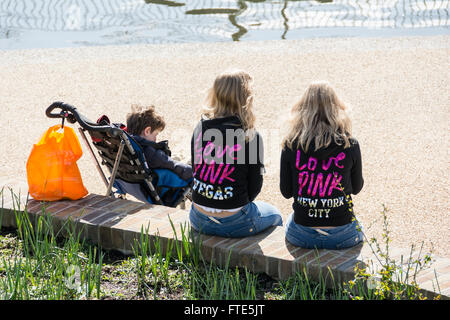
27, 124, 88, 201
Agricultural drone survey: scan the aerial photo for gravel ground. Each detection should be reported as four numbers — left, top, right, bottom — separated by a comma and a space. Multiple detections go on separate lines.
0, 35, 448, 257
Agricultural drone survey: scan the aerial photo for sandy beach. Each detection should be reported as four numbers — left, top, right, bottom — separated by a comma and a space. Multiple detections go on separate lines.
0, 35, 448, 257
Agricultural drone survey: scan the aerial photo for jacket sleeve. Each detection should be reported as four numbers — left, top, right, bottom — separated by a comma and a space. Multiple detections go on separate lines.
190, 132, 195, 175
247, 133, 264, 202
145, 147, 193, 181
280, 147, 293, 199
350, 142, 364, 195
247, 165, 263, 202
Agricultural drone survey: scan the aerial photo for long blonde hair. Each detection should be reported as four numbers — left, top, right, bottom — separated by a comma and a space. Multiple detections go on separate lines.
283, 81, 353, 152
202, 69, 256, 140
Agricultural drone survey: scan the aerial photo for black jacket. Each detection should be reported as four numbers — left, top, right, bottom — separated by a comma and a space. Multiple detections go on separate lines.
190, 116, 264, 209
131, 135, 193, 181
280, 138, 364, 227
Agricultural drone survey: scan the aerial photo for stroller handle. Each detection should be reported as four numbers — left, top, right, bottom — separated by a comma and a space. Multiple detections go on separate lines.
46, 102, 122, 136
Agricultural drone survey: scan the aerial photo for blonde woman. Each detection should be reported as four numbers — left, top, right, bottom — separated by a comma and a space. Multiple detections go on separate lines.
190, 70, 282, 238
280, 81, 364, 249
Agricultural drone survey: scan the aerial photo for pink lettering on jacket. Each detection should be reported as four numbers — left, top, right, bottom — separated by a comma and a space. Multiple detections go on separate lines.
193, 132, 242, 186
327, 173, 343, 196
203, 161, 224, 184
321, 152, 346, 170
218, 164, 235, 184
195, 133, 242, 163
194, 159, 236, 185
296, 151, 346, 196
298, 171, 309, 195
312, 173, 332, 197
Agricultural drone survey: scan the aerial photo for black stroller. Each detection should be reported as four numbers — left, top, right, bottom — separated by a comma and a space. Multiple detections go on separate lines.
45, 102, 192, 208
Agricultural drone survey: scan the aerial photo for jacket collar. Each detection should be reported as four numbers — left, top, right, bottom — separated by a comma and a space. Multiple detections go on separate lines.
200, 115, 242, 129
130, 135, 170, 152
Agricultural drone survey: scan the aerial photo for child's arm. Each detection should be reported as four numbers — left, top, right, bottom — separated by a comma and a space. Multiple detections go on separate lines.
145, 147, 192, 181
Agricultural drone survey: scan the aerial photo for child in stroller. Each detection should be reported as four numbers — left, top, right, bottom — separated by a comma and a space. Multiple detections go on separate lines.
113, 104, 192, 206
45, 101, 192, 207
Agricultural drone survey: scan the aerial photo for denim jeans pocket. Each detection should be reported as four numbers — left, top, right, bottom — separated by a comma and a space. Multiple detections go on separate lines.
224, 219, 257, 238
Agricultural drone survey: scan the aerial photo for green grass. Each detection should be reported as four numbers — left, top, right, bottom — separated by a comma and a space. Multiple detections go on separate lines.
0, 190, 103, 299
0, 188, 442, 300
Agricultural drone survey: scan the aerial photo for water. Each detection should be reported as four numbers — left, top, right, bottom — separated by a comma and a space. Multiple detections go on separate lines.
0, 0, 448, 50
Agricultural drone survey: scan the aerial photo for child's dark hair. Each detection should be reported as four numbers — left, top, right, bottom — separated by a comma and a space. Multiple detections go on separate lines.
126, 105, 166, 136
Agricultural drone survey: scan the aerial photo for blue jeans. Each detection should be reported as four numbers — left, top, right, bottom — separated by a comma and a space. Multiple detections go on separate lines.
189, 201, 283, 238
285, 213, 364, 250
